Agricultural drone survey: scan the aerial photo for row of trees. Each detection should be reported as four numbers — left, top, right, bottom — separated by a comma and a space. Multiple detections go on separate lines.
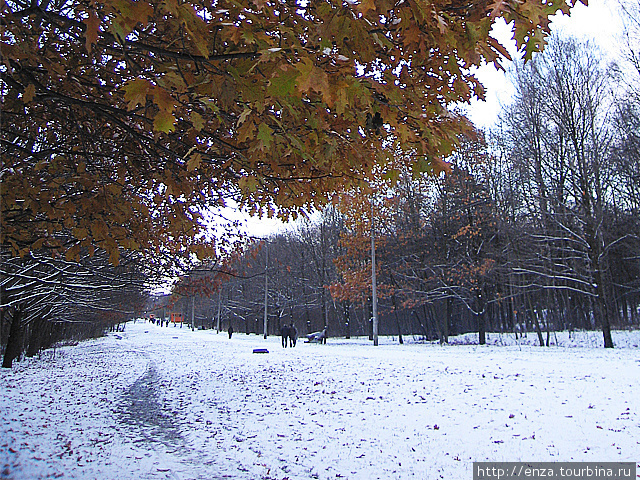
0, 250, 147, 367
169, 34, 640, 347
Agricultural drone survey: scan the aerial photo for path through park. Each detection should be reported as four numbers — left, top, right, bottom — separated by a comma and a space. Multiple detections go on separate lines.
2, 322, 639, 479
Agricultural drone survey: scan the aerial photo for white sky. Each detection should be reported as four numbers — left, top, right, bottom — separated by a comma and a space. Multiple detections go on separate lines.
465, 0, 625, 129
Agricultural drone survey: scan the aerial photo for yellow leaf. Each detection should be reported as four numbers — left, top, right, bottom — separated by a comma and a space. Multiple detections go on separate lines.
295, 58, 314, 87
237, 108, 252, 126
176, 3, 209, 58
83, 10, 100, 53
257, 122, 273, 150
72, 227, 89, 240
187, 152, 202, 172
239, 175, 258, 193
432, 157, 452, 176
252, 0, 269, 10
356, 0, 376, 15
296, 60, 332, 104
158, 71, 186, 90
437, 15, 447, 35
90, 219, 107, 241
108, 247, 120, 266
191, 111, 204, 131
122, 78, 151, 110
336, 87, 348, 116
153, 87, 175, 113
237, 121, 256, 143
130, 0, 154, 27
65, 243, 81, 261
32, 238, 46, 250
153, 109, 176, 133
23, 84, 36, 103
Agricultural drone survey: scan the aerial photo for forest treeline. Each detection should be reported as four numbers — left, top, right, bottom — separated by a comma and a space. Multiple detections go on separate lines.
165, 36, 640, 347
0, 250, 147, 367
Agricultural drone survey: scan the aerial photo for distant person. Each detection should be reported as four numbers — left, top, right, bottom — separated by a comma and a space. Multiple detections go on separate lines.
280, 324, 291, 348
305, 326, 328, 344
228, 325, 234, 339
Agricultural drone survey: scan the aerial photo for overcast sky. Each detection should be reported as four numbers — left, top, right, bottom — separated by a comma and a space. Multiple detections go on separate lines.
465, 0, 625, 129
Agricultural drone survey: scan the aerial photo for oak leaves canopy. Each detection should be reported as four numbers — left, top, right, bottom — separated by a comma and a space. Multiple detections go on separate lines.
1, 0, 583, 264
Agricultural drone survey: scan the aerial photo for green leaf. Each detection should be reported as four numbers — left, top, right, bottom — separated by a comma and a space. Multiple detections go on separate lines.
239, 175, 258, 193
154, 109, 176, 133
108, 18, 127, 44
268, 67, 299, 98
257, 122, 273, 150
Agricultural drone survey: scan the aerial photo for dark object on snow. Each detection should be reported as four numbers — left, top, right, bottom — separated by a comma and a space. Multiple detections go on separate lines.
305, 327, 328, 344
228, 325, 234, 339
280, 324, 298, 348
253, 348, 269, 354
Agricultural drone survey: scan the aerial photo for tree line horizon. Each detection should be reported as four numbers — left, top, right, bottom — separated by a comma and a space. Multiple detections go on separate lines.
166, 33, 640, 348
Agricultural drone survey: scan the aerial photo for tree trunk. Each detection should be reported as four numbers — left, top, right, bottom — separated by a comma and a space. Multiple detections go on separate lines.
594, 271, 614, 348
3, 306, 24, 368
621, 297, 629, 326
342, 301, 351, 339
0, 304, 5, 352
370, 208, 379, 347
305, 306, 311, 336
216, 290, 222, 333
26, 317, 47, 357
476, 290, 486, 345
582, 216, 614, 347
412, 310, 430, 340
443, 298, 451, 343
368, 297, 373, 341
526, 294, 545, 346
191, 296, 196, 331
478, 311, 486, 345
391, 295, 403, 344
428, 303, 443, 344
597, 295, 614, 348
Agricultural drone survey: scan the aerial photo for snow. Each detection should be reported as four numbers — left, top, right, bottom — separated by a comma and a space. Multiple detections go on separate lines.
2, 323, 639, 480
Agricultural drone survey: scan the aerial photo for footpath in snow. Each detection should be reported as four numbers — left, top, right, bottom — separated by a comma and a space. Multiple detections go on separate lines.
1, 322, 639, 480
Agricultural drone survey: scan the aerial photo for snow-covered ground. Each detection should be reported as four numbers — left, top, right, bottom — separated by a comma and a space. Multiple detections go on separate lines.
1, 323, 639, 480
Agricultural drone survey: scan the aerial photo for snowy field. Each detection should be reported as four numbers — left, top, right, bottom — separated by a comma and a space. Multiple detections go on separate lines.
1, 322, 639, 480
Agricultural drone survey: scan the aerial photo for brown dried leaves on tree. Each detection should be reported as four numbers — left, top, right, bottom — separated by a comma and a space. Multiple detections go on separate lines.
1, 0, 584, 264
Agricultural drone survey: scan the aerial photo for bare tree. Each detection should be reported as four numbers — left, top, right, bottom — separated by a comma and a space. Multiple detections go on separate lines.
1, 248, 146, 367
495, 34, 639, 347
